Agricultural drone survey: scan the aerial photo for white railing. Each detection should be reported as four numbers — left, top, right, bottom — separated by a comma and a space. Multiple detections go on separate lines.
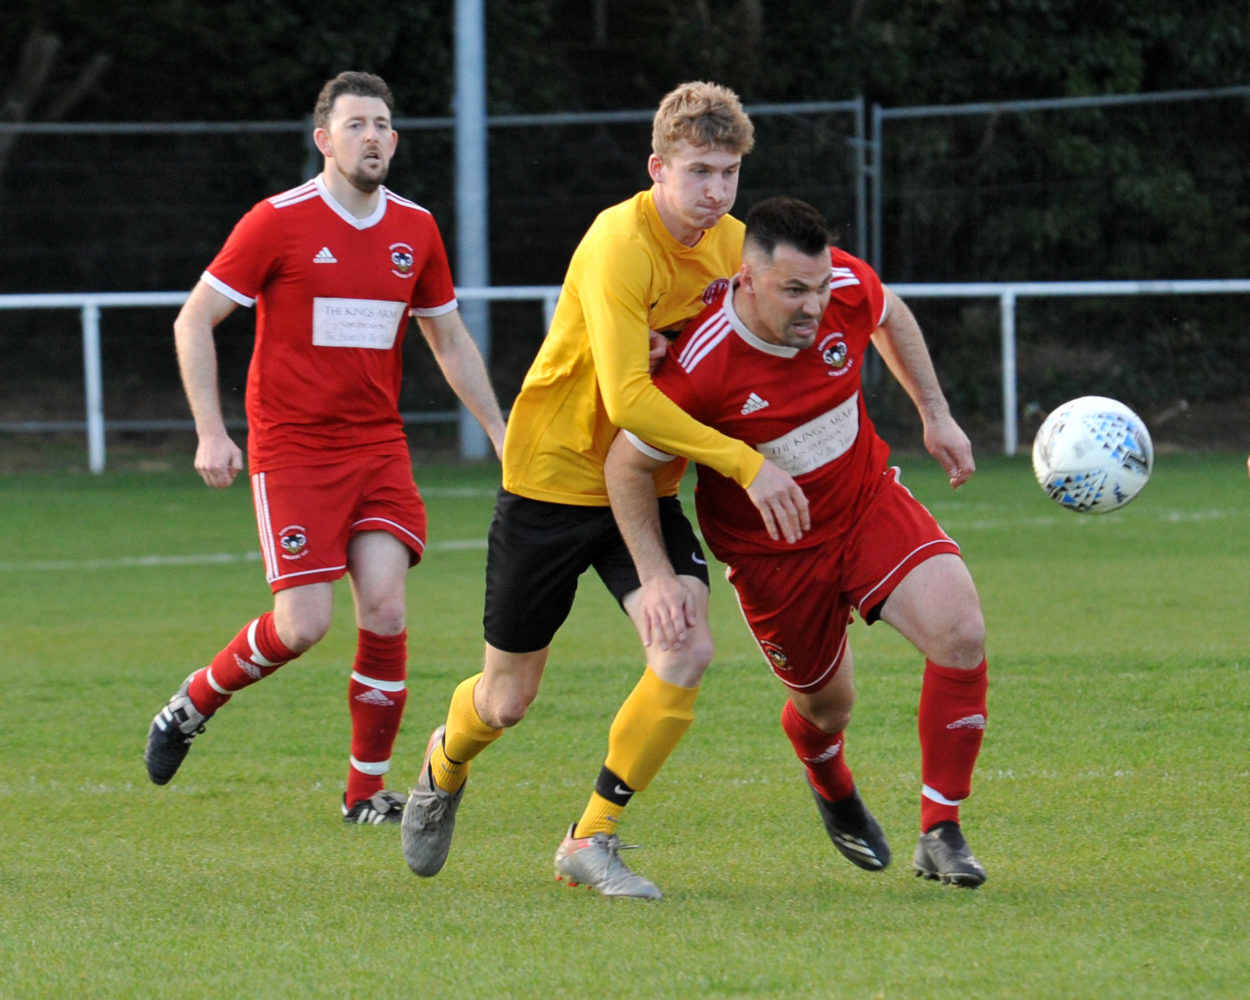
892, 279, 1250, 455
3, 279, 1249, 471
0, 286, 561, 473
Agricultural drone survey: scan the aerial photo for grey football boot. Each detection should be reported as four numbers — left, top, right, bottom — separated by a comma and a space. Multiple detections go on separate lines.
553, 824, 663, 900
401, 726, 466, 876
913, 822, 987, 887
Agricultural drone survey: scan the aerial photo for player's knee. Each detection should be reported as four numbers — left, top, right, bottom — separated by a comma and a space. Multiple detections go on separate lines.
281, 615, 331, 653
360, 596, 406, 636
481, 692, 531, 729
478, 647, 546, 729
684, 631, 715, 674
930, 605, 986, 669
476, 680, 537, 729
653, 632, 715, 687
813, 703, 853, 733
798, 687, 855, 733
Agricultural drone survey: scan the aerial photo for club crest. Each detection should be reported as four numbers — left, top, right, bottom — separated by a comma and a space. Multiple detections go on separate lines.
703, 277, 730, 304
761, 639, 790, 670
279, 525, 309, 559
819, 332, 852, 375
390, 242, 415, 277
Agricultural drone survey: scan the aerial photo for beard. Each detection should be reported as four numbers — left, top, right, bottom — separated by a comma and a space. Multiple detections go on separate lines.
343, 157, 388, 194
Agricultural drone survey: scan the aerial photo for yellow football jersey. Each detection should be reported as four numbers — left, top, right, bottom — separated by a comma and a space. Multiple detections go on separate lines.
502, 190, 763, 506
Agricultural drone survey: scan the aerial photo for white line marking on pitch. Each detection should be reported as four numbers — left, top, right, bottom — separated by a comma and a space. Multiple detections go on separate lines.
0, 538, 487, 573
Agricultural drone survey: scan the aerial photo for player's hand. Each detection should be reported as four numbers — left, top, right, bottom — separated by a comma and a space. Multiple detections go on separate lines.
745, 460, 810, 544
194, 432, 243, 489
925, 414, 975, 489
648, 329, 668, 373
635, 574, 698, 651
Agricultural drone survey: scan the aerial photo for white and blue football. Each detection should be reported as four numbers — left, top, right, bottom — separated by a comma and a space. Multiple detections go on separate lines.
1031, 395, 1153, 513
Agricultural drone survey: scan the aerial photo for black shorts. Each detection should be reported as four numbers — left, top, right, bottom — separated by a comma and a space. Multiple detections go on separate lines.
482, 489, 709, 654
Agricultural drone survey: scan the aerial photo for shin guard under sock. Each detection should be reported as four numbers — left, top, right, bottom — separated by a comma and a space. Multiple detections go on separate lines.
918, 658, 988, 831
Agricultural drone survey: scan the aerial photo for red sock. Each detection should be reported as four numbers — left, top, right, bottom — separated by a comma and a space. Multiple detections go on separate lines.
780, 698, 855, 803
187, 613, 297, 714
345, 628, 408, 805
918, 658, 987, 831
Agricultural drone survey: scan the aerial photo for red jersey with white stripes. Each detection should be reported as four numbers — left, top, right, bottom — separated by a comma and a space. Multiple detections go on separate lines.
203, 175, 458, 472
638, 247, 889, 557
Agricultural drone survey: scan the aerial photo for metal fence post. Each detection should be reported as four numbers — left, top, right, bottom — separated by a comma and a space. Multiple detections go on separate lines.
82, 300, 106, 473
1000, 289, 1018, 456
869, 102, 884, 277
455, 0, 491, 461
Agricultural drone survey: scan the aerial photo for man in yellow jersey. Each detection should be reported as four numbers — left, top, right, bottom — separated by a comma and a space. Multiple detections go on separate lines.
401, 81, 809, 899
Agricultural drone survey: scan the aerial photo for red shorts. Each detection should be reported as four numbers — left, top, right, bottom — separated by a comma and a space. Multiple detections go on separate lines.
724, 468, 960, 692
250, 451, 427, 592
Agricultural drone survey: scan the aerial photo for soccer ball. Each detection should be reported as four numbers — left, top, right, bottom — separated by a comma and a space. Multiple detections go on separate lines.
1031, 396, 1153, 513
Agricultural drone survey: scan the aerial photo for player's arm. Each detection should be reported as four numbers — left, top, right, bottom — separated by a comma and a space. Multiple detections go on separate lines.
173, 280, 244, 489
604, 432, 698, 651
872, 285, 975, 489
599, 332, 809, 542
415, 309, 507, 459
584, 268, 809, 541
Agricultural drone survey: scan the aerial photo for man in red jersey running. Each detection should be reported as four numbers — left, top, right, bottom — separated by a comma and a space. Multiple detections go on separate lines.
605, 196, 990, 886
144, 71, 506, 826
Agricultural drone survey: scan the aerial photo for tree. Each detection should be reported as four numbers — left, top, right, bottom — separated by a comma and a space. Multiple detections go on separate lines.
0, 24, 111, 180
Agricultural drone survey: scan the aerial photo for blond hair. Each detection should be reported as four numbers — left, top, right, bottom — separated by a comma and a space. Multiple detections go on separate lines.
651, 81, 755, 160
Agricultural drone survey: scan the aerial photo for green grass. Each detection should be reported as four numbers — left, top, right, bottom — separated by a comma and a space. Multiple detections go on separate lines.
1, 453, 1248, 998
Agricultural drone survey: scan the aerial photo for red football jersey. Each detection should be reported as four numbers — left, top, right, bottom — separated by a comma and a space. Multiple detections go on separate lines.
637, 248, 890, 558
203, 176, 458, 471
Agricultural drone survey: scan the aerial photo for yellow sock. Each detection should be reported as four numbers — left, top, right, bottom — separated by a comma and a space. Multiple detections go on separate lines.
429, 673, 501, 793
573, 666, 699, 837
575, 791, 624, 838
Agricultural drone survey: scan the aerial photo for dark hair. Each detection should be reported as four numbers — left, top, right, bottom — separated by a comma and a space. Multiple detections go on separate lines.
744, 197, 832, 259
314, 71, 395, 130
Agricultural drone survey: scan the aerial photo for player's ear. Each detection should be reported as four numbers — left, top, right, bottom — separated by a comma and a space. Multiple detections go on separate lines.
313, 127, 333, 158
647, 153, 665, 184
739, 260, 755, 293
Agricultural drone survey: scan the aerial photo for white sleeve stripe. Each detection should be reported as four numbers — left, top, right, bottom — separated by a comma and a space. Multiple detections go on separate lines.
202, 270, 254, 307
411, 299, 458, 318
622, 430, 676, 462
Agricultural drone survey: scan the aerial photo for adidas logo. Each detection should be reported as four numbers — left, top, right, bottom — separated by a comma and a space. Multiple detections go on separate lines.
313, 246, 337, 264
946, 713, 987, 730
741, 392, 770, 415
233, 653, 263, 681
802, 739, 843, 765
353, 688, 394, 707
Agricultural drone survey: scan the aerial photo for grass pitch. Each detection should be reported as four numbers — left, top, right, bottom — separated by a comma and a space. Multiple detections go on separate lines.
1, 452, 1247, 998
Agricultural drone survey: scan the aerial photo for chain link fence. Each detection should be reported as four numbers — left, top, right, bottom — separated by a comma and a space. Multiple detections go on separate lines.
2, 90, 1248, 469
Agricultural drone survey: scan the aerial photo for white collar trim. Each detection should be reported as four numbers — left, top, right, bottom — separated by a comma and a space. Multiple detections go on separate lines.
724, 279, 801, 358
316, 175, 387, 229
